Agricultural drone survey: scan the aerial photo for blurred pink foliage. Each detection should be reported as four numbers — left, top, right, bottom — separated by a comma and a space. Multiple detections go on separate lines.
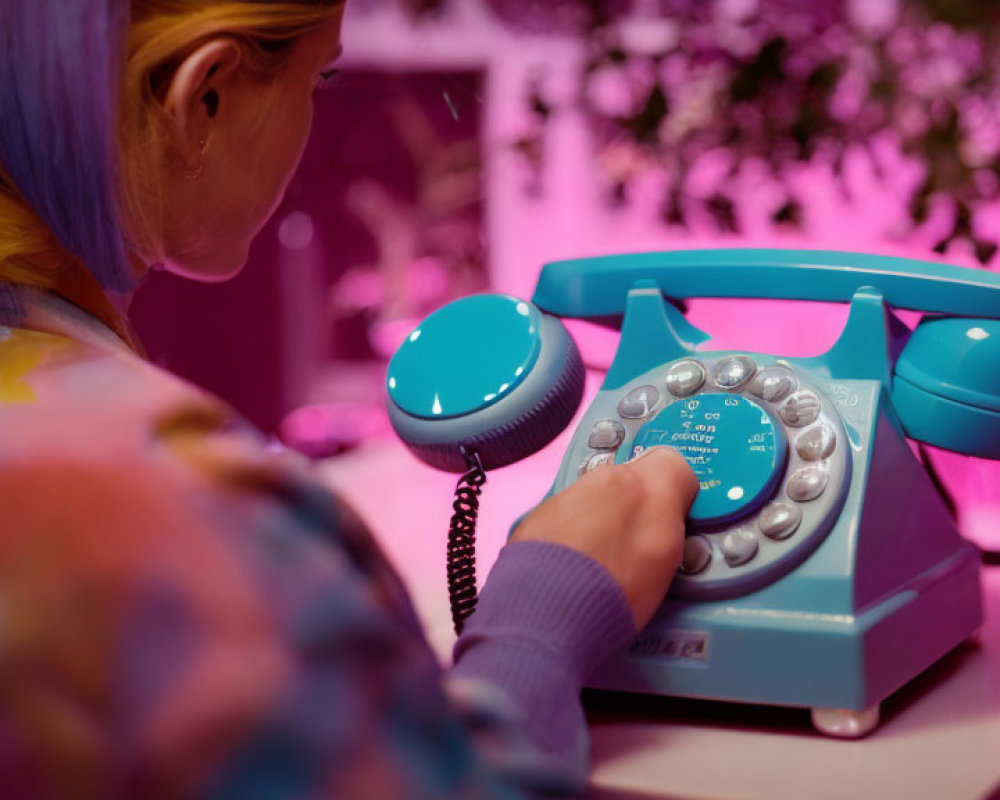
507, 0, 1000, 263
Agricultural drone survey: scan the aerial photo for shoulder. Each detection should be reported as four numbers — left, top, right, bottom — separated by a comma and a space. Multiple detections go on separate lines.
0, 324, 337, 537
0, 324, 414, 617
0, 325, 232, 463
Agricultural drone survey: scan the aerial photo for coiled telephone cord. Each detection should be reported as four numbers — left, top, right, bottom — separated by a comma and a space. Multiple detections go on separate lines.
447, 447, 486, 635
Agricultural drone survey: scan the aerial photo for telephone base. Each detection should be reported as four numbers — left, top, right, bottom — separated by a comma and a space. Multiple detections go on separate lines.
587, 544, 982, 734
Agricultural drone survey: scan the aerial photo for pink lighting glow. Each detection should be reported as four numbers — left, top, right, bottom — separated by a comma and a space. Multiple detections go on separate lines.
273, 0, 1000, 552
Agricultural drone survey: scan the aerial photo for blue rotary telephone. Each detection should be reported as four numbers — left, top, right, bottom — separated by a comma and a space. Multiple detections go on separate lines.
385, 249, 992, 737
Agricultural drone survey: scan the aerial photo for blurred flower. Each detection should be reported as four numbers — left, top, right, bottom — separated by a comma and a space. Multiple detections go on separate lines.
959, 139, 995, 170
714, 0, 758, 24
896, 99, 931, 138
829, 69, 867, 123
587, 66, 639, 118
847, 0, 900, 36
659, 64, 726, 144
617, 16, 680, 56
598, 140, 648, 186
972, 169, 999, 198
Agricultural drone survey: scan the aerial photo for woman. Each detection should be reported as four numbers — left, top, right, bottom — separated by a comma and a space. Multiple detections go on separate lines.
0, 2, 697, 797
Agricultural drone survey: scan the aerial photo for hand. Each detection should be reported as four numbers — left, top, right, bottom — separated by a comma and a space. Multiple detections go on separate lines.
511, 447, 699, 631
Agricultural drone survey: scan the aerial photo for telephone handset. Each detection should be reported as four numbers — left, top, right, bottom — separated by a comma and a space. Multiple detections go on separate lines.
386, 249, 991, 737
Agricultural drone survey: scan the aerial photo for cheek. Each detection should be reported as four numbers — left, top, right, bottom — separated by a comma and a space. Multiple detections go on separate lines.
275, 87, 315, 173
254, 95, 315, 219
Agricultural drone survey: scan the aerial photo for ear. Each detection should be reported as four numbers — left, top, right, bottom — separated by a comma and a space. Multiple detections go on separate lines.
159, 38, 243, 168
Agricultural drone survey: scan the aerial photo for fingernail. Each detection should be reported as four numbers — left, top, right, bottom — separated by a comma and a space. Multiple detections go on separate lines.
631, 445, 671, 462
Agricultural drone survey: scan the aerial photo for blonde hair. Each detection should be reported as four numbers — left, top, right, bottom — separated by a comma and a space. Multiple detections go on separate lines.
0, 1, 340, 345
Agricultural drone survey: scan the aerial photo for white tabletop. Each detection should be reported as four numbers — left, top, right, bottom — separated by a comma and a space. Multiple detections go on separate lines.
319, 426, 1000, 800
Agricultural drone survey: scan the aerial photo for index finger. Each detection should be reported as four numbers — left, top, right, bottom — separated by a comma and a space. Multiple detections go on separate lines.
624, 445, 699, 506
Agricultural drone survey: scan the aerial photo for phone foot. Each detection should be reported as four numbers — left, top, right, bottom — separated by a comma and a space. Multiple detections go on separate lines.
810, 705, 880, 738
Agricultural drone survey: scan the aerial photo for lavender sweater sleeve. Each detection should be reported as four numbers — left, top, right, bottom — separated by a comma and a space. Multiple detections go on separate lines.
450, 540, 636, 789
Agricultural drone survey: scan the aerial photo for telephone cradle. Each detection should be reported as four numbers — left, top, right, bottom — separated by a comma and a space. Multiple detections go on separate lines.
386, 249, 992, 738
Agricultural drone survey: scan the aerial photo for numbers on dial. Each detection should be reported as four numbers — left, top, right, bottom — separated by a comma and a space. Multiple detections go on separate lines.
581, 357, 847, 591
630, 392, 786, 527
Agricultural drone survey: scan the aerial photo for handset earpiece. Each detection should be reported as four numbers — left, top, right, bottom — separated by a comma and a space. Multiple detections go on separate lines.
386, 293, 585, 472
892, 316, 1000, 458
